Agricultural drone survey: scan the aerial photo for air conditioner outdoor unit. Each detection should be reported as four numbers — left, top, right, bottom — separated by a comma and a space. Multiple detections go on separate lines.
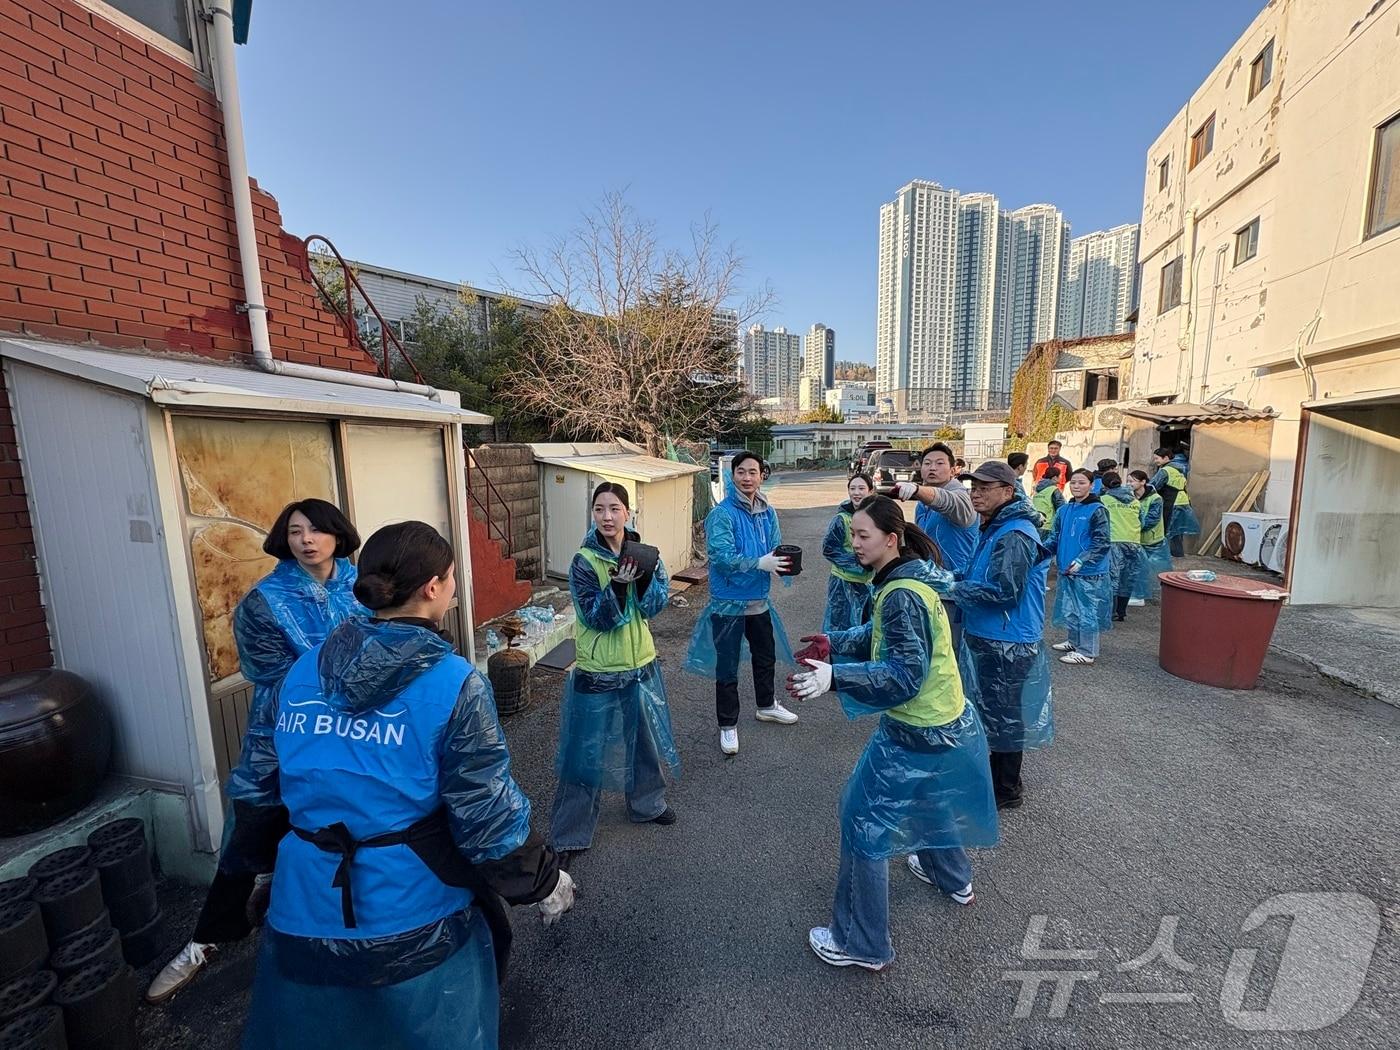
1220, 512, 1288, 570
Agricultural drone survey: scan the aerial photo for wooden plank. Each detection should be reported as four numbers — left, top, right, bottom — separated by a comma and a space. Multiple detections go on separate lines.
672, 564, 708, 584
1197, 470, 1269, 555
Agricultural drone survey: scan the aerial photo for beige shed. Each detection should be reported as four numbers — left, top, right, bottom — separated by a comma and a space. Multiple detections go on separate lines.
531, 443, 704, 582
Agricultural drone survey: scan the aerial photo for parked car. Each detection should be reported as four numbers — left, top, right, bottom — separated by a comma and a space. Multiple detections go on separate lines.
710, 447, 748, 480
866, 448, 920, 487
849, 441, 892, 475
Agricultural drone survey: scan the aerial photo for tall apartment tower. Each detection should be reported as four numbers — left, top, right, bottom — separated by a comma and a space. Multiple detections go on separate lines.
806, 323, 835, 388
1057, 224, 1141, 339
954, 193, 1013, 411
875, 181, 961, 417
1005, 204, 1071, 379
743, 324, 802, 404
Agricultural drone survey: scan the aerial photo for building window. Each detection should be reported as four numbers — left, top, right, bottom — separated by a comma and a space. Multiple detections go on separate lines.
1234, 218, 1260, 264
1249, 40, 1274, 101
102, 0, 193, 50
1158, 157, 1170, 191
1159, 257, 1183, 312
1365, 113, 1400, 239
1189, 114, 1215, 170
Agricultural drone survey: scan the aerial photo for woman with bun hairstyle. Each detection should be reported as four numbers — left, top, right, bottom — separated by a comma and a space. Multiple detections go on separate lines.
820, 472, 875, 640
550, 482, 681, 858
789, 496, 998, 971
1129, 469, 1172, 602
235, 521, 574, 1049
148, 498, 365, 1004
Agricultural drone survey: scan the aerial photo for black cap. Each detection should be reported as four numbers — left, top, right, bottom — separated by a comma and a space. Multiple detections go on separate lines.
968, 460, 1019, 486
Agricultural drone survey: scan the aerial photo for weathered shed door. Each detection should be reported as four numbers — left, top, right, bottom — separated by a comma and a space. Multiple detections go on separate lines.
543, 466, 591, 577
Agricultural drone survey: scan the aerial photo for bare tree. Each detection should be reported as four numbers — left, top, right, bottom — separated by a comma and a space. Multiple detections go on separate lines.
508, 192, 771, 456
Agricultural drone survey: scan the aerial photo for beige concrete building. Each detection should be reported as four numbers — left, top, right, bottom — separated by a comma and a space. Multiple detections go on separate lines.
1130, 0, 1400, 605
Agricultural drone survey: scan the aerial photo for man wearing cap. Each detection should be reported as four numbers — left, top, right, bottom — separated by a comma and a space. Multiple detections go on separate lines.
894, 442, 978, 648
946, 460, 1053, 810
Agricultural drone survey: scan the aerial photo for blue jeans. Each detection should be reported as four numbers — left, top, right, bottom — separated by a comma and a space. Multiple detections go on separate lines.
1068, 627, 1099, 658
549, 724, 669, 850
829, 836, 973, 965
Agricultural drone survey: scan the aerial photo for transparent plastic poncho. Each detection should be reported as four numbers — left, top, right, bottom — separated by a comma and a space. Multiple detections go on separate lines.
957, 633, 1055, 752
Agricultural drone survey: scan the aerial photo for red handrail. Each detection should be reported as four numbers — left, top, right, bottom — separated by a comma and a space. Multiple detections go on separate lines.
465, 450, 513, 552
302, 234, 426, 384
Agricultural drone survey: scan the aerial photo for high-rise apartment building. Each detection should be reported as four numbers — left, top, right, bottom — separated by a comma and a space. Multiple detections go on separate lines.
806, 323, 836, 389
1057, 224, 1141, 339
743, 324, 802, 404
876, 181, 961, 416
877, 183, 1076, 416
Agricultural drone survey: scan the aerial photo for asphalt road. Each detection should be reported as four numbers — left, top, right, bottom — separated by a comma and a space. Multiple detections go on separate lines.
140, 470, 1400, 1050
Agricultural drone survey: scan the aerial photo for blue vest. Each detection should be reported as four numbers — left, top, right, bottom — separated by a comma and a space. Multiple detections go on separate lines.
961, 517, 1048, 643
1055, 502, 1110, 576
708, 496, 779, 602
267, 650, 475, 940
916, 500, 978, 576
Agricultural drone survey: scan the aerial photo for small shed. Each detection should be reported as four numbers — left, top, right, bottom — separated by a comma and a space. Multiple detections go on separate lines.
531, 443, 705, 581
0, 339, 490, 856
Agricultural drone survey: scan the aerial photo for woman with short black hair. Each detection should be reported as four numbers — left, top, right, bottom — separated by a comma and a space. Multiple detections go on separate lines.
236, 520, 573, 1048
550, 482, 680, 857
148, 497, 365, 1004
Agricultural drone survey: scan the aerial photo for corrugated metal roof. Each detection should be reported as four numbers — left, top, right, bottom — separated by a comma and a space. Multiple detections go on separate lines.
1121, 402, 1277, 425
0, 339, 491, 424
532, 450, 706, 482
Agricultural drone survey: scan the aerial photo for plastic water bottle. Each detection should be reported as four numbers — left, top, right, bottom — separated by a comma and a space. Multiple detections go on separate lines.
486, 629, 502, 654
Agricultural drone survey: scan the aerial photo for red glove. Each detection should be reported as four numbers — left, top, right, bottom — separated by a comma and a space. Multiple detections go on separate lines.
794, 634, 830, 664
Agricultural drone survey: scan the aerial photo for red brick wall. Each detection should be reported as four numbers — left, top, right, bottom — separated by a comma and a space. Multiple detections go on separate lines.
0, 0, 381, 672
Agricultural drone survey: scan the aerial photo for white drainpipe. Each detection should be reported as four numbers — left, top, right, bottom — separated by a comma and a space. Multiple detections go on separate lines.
205, 0, 440, 400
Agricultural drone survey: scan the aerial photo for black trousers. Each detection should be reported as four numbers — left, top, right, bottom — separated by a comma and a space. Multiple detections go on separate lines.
713, 612, 776, 727
989, 750, 1024, 805
1114, 594, 1130, 619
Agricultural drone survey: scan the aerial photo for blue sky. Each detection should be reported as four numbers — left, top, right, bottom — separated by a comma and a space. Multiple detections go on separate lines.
239, 0, 1263, 363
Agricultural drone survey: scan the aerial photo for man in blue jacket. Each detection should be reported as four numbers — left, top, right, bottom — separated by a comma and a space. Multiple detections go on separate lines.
685, 452, 797, 756
946, 461, 1053, 809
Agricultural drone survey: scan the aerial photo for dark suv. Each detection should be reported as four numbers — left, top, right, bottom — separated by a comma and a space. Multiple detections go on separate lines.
866, 449, 920, 486
849, 441, 892, 475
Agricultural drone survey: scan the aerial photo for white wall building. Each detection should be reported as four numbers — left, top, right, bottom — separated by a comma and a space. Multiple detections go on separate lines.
1058, 224, 1141, 339
743, 324, 802, 405
825, 384, 876, 418
1130, 0, 1400, 606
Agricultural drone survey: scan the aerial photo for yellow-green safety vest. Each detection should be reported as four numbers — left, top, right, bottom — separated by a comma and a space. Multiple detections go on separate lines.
1141, 493, 1165, 546
1104, 495, 1142, 544
870, 578, 965, 728
573, 547, 656, 673
1162, 465, 1191, 507
1031, 485, 1057, 532
830, 512, 874, 585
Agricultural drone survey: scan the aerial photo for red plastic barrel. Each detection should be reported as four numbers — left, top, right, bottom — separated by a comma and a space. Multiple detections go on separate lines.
1158, 572, 1287, 689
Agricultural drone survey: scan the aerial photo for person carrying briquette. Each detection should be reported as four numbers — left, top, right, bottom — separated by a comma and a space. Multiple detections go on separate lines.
1100, 470, 1143, 623
148, 498, 366, 1004
944, 461, 1053, 811
893, 442, 978, 649
821, 472, 876, 641
1045, 469, 1113, 666
549, 482, 681, 862
787, 495, 997, 972
1149, 447, 1200, 557
1128, 469, 1172, 604
235, 521, 574, 1050
1031, 464, 1066, 537
685, 451, 798, 757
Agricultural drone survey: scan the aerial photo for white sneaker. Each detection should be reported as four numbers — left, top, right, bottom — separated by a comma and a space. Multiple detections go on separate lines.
146, 941, 215, 1003
1051, 641, 1076, 653
755, 703, 799, 725
1060, 651, 1095, 665
719, 727, 739, 755
1127, 598, 1146, 607
905, 855, 975, 905
807, 926, 888, 971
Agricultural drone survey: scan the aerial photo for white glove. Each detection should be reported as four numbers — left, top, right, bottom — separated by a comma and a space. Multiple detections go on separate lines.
612, 559, 641, 584
539, 869, 575, 927
790, 659, 833, 699
1065, 560, 1081, 576
895, 482, 920, 501
756, 551, 786, 574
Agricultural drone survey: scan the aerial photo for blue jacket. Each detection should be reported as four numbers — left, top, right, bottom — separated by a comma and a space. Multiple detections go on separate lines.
957, 500, 1049, 644
706, 490, 781, 603
571, 528, 671, 633
225, 558, 364, 803
1046, 497, 1112, 575
915, 498, 978, 577
821, 500, 867, 579
262, 620, 534, 943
